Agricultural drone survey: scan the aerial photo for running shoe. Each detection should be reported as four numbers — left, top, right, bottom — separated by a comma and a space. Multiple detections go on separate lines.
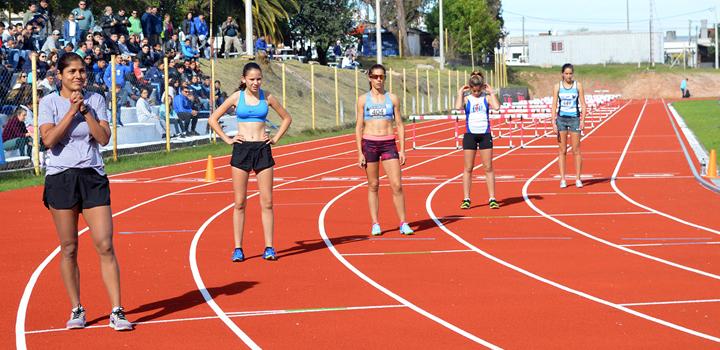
399, 222, 415, 235
66, 305, 86, 329
231, 248, 244, 262
460, 199, 471, 209
488, 198, 500, 209
263, 247, 277, 260
371, 223, 382, 236
575, 179, 583, 188
109, 306, 133, 331
559, 180, 567, 188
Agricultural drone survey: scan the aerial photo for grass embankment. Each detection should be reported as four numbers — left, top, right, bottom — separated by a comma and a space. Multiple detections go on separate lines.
0, 125, 355, 192
672, 100, 720, 166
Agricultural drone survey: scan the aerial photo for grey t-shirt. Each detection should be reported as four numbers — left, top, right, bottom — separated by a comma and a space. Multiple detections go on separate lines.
38, 91, 109, 176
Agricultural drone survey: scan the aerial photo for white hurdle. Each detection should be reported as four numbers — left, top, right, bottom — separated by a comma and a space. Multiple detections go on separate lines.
409, 112, 462, 150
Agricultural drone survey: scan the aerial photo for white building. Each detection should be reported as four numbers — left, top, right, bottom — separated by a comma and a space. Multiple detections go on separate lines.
527, 31, 664, 66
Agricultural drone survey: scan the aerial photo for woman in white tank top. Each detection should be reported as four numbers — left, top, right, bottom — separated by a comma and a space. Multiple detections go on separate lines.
551, 63, 587, 188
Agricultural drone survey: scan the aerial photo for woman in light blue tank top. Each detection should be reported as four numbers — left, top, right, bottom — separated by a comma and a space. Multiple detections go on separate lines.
208, 62, 292, 262
551, 63, 587, 188
355, 64, 414, 236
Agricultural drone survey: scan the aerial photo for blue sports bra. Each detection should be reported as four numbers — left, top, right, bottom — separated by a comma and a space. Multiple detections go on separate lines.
363, 92, 394, 120
236, 89, 269, 123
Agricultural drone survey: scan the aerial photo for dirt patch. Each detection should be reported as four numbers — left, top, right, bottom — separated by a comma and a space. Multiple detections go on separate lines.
517, 71, 720, 99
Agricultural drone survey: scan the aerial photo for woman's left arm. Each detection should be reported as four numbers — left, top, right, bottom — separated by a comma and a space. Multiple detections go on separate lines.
577, 82, 587, 128
266, 92, 292, 144
391, 93, 406, 165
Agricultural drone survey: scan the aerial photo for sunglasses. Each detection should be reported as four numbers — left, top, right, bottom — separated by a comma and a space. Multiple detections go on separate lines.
369, 74, 385, 80
20, 75, 27, 78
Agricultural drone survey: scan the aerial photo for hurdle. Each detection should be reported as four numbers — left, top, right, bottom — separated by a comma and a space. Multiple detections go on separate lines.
409, 112, 462, 149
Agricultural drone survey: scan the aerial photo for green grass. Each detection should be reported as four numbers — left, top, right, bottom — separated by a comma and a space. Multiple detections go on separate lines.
672, 100, 720, 166
0, 125, 355, 192
511, 64, 720, 81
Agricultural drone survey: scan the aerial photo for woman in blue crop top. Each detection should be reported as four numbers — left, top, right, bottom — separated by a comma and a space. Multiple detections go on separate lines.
551, 63, 587, 189
208, 62, 292, 262
355, 64, 414, 236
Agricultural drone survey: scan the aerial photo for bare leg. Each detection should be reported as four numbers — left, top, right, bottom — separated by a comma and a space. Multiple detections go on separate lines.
557, 130, 569, 181
381, 159, 406, 223
570, 131, 582, 180
365, 162, 380, 224
462, 149, 477, 199
231, 167, 250, 248
256, 167, 274, 247
479, 148, 495, 199
83, 205, 121, 308
50, 207, 81, 308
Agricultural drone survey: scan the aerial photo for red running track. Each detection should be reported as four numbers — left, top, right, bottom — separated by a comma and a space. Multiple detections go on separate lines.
2, 100, 718, 348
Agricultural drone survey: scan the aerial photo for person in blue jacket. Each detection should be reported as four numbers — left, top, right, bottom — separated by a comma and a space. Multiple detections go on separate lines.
193, 14, 209, 58
173, 86, 199, 136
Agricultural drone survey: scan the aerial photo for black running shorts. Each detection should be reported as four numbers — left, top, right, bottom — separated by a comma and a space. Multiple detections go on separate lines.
43, 168, 111, 210
230, 141, 275, 173
462, 133, 493, 150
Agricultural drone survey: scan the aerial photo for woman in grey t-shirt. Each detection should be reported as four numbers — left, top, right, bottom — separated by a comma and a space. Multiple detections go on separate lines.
39, 52, 132, 331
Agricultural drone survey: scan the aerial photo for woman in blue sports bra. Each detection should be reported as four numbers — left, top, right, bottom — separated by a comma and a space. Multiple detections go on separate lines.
208, 62, 292, 262
355, 64, 414, 236
551, 63, 587, 189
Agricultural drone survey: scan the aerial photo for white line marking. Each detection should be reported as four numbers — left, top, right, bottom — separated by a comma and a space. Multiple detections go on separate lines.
621, 242, 720, 247
621, 237, 712, 241
342, 249, 474, 256
529, 192, 616, 196
481, 237, 571, 241
24, 303, 406, 335
430, 102, 720, 342
455, 211, 652, 219
620, 299, 720, 307
632, 173, 675, 177
118, 230, 196, 234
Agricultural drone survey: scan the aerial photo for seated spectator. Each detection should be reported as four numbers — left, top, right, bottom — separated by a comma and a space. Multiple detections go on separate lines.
138, 45, 154, 68
173, 86, 199, 136
38, 71, 57, 95
181, 38, 199, 60
74, 41, 88, 57
6, 72, 32, 105
2, 107, 32, 157
214, 80, 228, 108
136, 87, 180, 138
117, 34, 132, 56
188, 75, 209, 110
164, 33, 179, 54
127, 34, 141, 55
41, 30, 62, 54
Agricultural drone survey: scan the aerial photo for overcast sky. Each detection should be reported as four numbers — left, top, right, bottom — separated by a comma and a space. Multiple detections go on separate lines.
502, 0, 719, 37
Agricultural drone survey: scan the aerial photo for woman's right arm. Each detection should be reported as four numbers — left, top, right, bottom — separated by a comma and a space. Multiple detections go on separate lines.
208, 91, 239, 144
355, 96, 365, 168
455, 85, 468, 111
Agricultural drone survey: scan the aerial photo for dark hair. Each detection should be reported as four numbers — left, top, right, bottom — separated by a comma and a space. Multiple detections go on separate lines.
57, 52, 84, 74
11, 106, 26, 119
367, 64, 386, 89
561, 63, 574, 73
238, 62, 262, 91
469, 71, 484, 87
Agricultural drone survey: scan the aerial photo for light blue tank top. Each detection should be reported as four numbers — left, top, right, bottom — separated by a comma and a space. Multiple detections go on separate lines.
363, 92, 394, 120
558, 81, 579, 117
236, 89, 269, 123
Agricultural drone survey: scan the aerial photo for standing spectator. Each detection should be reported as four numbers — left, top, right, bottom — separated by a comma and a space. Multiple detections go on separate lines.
193, 14, 209, 58
333, 41, 341, 59
141, 7, 154, 45
22, 4, 39, 27
680, 78, 689, 98
221, 16, 241, 58
38, 0, 54, 32
127, 10, 142, 38
181, 12, 195, 47
41, 30, 62, 54
161, 14, 174, 44
99, 6, 118, 39
115, 9, 130, 38
255, 35, 267, 61
432, 37, 439, 57
151, 8, 163, 46
63, 13, 82, 47
71, 1, 95, 40
173, 86, 199, 136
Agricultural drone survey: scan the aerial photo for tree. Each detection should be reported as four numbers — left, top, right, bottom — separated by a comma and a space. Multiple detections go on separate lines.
359, 0, 429, 56
425, 0, 502, 60
288, 0, 354, 65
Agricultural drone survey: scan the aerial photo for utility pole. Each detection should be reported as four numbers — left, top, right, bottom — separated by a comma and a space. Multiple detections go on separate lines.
245, 0, 252, 56
626, 0, 630, 31
376, 0, 382, 64
688, 20, 692, 68
649, 0, 654, 67
439, 0, 445, 69
522, 16, 526, 62
715, 7, 718, 69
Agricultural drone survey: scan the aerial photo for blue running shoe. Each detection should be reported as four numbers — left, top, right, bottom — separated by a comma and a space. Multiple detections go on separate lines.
371, 223, 382, 236
399, 222, 415, 235
232, 248, 244, 262
263, 247, 277, 260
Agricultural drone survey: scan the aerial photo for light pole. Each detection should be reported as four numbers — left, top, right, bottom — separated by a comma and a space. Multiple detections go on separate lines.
714, 7, 718, 69
375, 0, 382, 64
245, 0, 253, 56
439, 0, 444, 69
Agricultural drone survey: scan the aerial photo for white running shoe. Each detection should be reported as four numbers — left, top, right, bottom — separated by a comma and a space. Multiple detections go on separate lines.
109, 307, 133, 331
559, 180, 567, 188
66, 305, 86, 329
575, 179, 583, 188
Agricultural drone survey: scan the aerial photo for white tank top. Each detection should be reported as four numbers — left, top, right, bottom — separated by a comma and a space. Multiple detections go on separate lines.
464, 94, 490, 134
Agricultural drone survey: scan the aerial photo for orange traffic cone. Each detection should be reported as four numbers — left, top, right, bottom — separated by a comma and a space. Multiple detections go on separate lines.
204, 155, 217, 182
706, 149, 717, 179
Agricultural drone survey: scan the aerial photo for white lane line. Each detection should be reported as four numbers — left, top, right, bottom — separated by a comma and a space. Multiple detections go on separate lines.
621, 242, 720, 248
118, 230, 196, 234
431, 101, 720, 343
632, 173, 675, 177
521, 100, 720, 282
454, 211, 652, 219
621, 237, 712, 241
482, 237, 571, 241
188, 130, 464, 348
342, 249, 474, 257
529, 192, 617, 196
24, 304, 406, 335
318, 148, 503, 349
620, 299, 720, 307
610, 102, 720, 236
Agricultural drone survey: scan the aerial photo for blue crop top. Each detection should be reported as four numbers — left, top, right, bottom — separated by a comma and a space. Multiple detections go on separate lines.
236, 89, 269, 123
363, 92, 394, 120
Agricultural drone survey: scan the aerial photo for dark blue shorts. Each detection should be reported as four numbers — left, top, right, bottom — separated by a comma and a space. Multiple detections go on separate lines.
556, 116, 581, 133
43, 168, 111, 210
